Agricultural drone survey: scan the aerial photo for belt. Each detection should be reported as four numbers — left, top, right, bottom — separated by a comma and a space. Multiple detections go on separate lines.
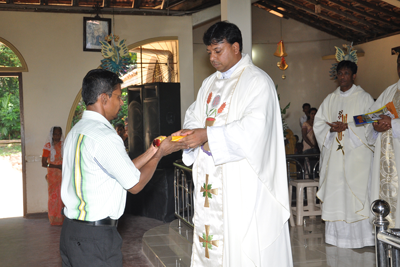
71, 217, 118, 227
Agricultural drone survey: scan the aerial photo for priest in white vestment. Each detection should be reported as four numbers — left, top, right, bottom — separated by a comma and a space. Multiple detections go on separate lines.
367, 50, 400, 228
314, 60, 375, 248
174, 21, 293, 266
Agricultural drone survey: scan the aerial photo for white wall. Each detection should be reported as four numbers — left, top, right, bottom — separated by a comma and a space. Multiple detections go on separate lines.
0, 11, 194, 214
356, 34, 400, 99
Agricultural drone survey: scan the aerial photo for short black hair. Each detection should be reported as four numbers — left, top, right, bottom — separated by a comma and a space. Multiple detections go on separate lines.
302, 103, 311, 109
82, 69, 123, 106
203, 21, 243, 52
337, 60, 358, 75
307, 108, 318, 120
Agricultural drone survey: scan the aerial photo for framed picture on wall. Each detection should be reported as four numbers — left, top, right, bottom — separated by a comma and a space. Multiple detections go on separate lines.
83, 17, 111, 52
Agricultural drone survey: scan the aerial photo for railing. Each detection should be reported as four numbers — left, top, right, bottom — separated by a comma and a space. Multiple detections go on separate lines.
173, 154, 320, 228
371, 199, 400, 267
173, 161, 194, 228
286, 153, 320, 181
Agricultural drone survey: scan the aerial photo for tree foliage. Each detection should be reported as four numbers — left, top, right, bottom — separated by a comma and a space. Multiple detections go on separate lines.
0, 43, 21, 68
0, 43, 21, 140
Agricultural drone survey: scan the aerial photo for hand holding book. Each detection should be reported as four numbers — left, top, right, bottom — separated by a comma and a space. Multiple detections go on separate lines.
353, 102, 398, 126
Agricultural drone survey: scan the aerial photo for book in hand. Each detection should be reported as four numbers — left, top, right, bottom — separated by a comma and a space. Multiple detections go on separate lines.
354, 102, 399, 126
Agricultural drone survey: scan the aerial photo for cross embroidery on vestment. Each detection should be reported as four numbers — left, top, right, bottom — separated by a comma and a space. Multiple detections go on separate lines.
200, 174, 218, 207
199, 225, 219, 259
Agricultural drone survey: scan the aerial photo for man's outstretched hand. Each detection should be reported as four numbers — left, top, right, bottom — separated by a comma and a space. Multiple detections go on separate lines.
156, 136, 187, 158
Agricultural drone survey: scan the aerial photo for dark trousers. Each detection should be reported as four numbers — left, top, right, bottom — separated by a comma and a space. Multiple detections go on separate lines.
60, 218, 123, 267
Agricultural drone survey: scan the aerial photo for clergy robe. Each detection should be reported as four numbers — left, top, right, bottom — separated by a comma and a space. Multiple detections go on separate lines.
314, 84, 375, 248
367, 79, 400, 228
182, 54, 293, 266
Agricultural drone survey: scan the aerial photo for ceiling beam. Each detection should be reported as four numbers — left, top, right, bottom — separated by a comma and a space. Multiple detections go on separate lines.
303, 0, 387, 33
351, 0, 400, 19
274, 0, 368, 34
253, 2, 289, 19
167, 0, 219, 11
255, 2, 351, 40
256, 1, 356, 41
103, 0, 110, 8
0, 4, 187, 15
160, 0, 166, 9
72, 0, 79, 7
132, 0, 141, 9
326, 0, 399, 27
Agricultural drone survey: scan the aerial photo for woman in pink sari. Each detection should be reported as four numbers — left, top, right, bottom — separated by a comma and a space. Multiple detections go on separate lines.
42, 126, 64, 225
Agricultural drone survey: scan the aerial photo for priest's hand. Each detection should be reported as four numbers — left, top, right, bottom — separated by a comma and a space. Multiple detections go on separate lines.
178, 128, 207, 150
373, 115, 391, 132
327, 121, 348, 132
172, 129, 194, 137
156, 136, 188, 158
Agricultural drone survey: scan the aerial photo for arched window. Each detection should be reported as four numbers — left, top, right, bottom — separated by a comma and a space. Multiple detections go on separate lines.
0, 38, 28, 73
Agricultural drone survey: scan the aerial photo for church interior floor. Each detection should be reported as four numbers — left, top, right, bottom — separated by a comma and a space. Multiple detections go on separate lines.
0, 214, 376, 267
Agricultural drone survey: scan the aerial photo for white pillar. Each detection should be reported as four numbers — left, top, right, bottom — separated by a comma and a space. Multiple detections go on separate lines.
220, 0, 252, 57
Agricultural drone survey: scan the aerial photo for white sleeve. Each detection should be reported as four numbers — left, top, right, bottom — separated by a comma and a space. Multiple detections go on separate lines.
392, 119, 400, 139
182, 147, 199, 166
207, 125, 245, 165
324, 131, 335, 149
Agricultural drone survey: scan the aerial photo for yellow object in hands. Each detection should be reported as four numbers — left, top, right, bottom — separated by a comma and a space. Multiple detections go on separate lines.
152, 135, 184, 147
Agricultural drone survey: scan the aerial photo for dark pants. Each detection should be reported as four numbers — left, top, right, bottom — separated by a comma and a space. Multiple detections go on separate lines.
60, 218, 123, 267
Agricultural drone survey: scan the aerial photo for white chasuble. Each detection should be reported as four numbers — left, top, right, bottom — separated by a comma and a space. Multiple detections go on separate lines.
368, 79, 400, 228
314, 85, 374, 223
183, 54, 293, 267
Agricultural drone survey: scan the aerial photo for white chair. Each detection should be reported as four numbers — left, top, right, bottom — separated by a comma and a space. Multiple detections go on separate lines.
288, 179, 321, 226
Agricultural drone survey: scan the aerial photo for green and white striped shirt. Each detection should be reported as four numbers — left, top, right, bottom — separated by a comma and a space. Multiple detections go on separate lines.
61, 110, 140, 221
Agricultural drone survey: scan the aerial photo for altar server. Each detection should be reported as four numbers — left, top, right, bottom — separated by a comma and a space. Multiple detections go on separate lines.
314, 60, 375, 248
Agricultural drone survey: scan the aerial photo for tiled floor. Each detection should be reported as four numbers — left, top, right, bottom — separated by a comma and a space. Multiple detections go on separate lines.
0, 214, 376, 267
143, 217, 376, 267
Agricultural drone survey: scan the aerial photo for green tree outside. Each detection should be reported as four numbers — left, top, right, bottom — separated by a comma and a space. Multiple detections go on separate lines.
0, 43, 22, 140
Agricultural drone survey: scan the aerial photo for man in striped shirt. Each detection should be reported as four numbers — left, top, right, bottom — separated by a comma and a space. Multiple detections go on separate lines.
60, 69, 186, 266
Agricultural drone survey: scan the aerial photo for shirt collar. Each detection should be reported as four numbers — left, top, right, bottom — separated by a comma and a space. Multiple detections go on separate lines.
219, 55, 243, 79
82, 110, 113, 129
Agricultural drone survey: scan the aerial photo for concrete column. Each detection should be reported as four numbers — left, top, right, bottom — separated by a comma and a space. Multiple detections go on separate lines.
221, 0, 252, 57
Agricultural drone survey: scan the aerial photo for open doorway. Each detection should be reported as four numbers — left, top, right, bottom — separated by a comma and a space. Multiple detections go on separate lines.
0, 40, 27, 218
